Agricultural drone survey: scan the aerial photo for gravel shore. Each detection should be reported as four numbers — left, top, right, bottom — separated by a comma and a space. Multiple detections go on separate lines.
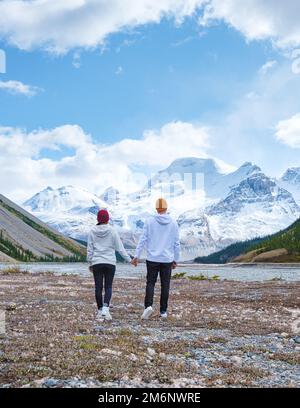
0, 270, 299, 388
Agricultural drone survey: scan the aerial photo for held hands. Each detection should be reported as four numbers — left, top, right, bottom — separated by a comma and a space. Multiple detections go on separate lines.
131, 257, 138, 267
130, 258, 176, 268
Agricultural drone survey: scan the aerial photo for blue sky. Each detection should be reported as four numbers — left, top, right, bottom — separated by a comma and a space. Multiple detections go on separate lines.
1, 21, 273, 138
0, 0, 300, 201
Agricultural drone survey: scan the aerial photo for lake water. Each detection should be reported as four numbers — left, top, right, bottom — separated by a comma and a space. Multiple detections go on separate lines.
0, 262, 300, 282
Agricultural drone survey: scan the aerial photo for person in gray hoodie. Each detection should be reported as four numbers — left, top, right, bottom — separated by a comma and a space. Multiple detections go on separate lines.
131, 198, 180, 320
87, 209, 131, 321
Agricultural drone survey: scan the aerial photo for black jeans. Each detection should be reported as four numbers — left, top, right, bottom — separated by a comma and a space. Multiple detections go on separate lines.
144, 260, 173, 313
92, 264, 116, 310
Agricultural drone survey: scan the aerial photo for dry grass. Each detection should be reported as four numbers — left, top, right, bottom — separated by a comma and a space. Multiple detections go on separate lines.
0, 265, 26, 275
268, 352, 300, 366
206, 362, 269, 387
0, 271, 299, 387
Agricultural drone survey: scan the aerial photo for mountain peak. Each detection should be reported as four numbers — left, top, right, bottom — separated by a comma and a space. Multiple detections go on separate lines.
240, 161, 262, 172
100, 187, 120, 204
23, 185, 106, 213
166, 157, 218, 173
241, 161, 254, 168
58, 185, 76, 191
281, 167, 300, 182
228, 162, 262, 181
209, 171, 299, 217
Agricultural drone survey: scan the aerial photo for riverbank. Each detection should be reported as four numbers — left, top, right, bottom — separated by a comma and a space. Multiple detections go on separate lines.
0, 271, 299, 388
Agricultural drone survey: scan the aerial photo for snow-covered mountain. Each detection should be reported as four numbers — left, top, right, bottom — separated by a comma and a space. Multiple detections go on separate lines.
100, 187, 120, 205
206, 172, 300, 244
143, 158, 260, 201
177, 210, 220, 259
22, 159, 300, 261
24, 185, 107, 213
279, 167, 300, 204
23, 185, 108, 239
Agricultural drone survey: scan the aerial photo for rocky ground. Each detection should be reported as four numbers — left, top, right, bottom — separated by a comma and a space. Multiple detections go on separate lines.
0, 269, 299, 388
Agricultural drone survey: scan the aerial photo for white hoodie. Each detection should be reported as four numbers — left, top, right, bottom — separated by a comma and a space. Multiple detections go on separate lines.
135, 213, 180, 263
87, 224, 131, 266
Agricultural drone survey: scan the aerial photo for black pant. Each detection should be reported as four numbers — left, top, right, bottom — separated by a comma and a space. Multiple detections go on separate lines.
92, 264, 116, 310
144, 260, 173, 313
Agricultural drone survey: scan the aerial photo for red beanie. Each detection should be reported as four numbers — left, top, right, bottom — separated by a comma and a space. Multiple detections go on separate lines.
97, 209, 109, 224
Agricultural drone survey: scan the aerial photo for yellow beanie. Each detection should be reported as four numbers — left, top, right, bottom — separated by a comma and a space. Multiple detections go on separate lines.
155, 198, 168, 210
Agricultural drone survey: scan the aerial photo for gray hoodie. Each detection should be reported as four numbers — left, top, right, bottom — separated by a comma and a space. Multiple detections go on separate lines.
135, 213, 180, 263
87, 224, 131, 266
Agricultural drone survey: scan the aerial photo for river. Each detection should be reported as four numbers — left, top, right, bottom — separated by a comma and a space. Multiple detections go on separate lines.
0, 262, 300, 281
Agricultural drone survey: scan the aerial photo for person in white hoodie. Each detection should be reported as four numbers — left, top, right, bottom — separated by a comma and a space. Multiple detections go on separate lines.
131, 198, 180, 319
87, 209, 131, 321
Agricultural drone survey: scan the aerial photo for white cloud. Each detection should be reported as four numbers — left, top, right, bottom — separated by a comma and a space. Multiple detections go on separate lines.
171, 35, 195, 47
0, 121, 216, 202
200, 0, 300, 49
115, 66, 123, 75
0, 1, 299, 53
0, 0, 206, 54
0, 80, 42, 96
207, 59, 300, 175
259, 60, 277, 75
0, 49, 6, 73
275, 113, 300, 148
227, 62, 300, 134
72, 51, 81, 69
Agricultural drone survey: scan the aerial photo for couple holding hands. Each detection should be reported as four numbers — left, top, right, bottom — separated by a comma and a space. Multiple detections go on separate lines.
87, 198, 180, 321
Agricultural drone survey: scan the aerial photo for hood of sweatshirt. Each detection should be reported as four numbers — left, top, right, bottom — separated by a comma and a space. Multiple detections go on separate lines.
154, 213, 172, 225
92, 224, 112, 238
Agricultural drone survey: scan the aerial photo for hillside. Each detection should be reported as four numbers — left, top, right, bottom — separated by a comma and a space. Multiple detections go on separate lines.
238, 217, 300, 263
194, 237, 266, 264
0, 194, 86, 262
195, 218, 300, 264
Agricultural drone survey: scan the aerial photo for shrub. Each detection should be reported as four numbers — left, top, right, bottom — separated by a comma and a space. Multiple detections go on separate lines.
171, 272, 186, 279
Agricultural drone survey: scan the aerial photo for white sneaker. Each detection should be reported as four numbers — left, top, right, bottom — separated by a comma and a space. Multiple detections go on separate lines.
160, 312, 168, 319
141, 306, 153, 320
96, 309, 103, 321
102, 305, 112, 321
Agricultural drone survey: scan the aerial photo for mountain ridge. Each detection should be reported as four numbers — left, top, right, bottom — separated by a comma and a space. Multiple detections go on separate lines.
0, 193, 86, 262
22, 157, 300, 261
